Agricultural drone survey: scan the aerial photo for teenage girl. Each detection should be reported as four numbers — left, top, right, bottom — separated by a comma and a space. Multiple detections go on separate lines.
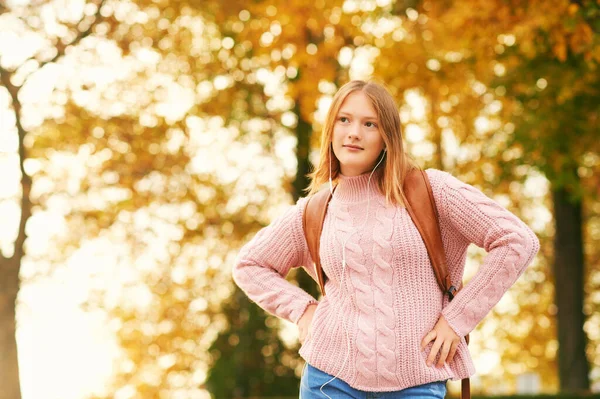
233, 80, 540, 398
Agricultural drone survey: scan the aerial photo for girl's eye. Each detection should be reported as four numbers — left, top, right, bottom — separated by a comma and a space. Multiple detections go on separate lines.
340, 117, 349, 123
366, 121, 377, 128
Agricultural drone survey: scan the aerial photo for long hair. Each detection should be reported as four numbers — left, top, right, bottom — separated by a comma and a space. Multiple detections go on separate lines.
305, 80, 419, 207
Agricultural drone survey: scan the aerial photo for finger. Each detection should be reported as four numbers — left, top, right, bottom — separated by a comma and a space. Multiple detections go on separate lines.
447, 340, 459, 363
421, 330, 436, 350
427, 337, 443, 366
436, 340, 453, 368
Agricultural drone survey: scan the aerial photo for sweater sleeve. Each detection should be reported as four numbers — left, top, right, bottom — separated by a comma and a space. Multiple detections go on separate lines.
428, 169, 540, 337
232, 196, 319, 325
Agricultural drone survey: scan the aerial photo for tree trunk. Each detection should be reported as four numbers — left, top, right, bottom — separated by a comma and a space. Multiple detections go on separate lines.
552, 184, 590, 392
0, 6, 105, 396
429, 91, 444, 171
0, 66, 30, 399
291, 100, 312, 203
0, 257, 21, 399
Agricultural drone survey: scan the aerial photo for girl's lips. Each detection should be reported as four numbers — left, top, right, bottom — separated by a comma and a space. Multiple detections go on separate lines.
344, 145, 363, 151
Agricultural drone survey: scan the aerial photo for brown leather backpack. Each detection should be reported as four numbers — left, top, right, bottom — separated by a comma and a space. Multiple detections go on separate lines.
302, 168, 470, 399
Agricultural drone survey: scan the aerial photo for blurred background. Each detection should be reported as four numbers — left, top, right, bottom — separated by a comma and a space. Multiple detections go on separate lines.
0, 0, 599, 398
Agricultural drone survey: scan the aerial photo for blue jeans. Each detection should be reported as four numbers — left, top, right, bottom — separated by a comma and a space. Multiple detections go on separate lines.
300, 363, 447, 399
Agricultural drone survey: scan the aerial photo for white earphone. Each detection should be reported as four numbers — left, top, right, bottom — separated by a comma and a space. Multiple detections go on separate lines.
329, 144, 334, 194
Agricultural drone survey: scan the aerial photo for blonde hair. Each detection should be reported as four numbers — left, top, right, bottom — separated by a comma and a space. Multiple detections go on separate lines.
305, 80, 419, 207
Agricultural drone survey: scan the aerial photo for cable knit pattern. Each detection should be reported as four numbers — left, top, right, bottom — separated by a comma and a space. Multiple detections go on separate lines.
335, 202, 377, 382
232, 168, 540, 392
372, 202, 399, 386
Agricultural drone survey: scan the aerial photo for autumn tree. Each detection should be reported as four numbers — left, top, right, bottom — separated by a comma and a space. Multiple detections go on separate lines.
429, 1, 599, 391
370, 0, 599, 391
0, 1, 107, 397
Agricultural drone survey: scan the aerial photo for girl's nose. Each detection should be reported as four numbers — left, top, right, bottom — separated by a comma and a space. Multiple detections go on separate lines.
348, 122, 361, 139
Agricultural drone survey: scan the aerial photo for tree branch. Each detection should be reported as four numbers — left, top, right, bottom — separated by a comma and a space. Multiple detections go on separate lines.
0, 65, 18, 101
28, 0, 107, 71
0, 65, 30, 264
0, 63, 18, 266
13, 174, 31, 264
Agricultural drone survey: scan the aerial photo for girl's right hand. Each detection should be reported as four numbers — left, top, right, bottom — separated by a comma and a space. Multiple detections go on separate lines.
298, 303, 318, 343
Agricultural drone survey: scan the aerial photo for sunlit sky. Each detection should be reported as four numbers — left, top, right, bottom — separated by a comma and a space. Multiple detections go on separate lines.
0, 1, 584, 398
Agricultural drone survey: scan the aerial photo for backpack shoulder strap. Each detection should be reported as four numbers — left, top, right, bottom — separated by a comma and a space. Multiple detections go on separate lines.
302, 187, 334, 297
403, 168, 457, 299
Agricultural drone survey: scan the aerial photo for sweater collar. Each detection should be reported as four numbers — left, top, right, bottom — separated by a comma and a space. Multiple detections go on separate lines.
334, 168, 383, 203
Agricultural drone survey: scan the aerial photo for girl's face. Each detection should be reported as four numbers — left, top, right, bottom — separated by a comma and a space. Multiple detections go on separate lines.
331, 91, 386, 177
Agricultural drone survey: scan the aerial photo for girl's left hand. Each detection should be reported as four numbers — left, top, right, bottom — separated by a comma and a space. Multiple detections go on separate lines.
420, 315, 461, 368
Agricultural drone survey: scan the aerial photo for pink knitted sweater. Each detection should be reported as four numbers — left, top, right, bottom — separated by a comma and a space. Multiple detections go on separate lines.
232, 168, 540, 391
